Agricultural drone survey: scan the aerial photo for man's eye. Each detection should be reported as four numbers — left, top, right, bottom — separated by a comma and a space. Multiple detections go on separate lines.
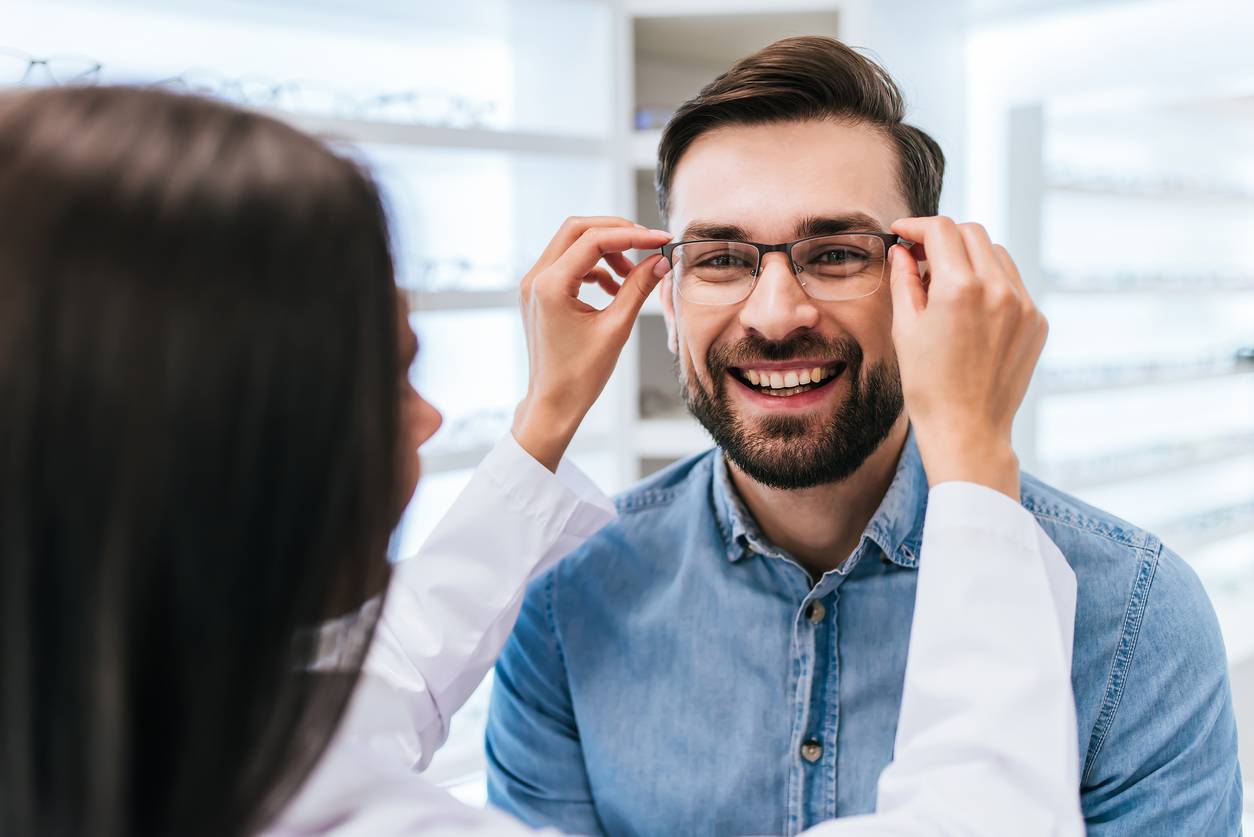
698, 253, 749, 268
816, 248, 863, 264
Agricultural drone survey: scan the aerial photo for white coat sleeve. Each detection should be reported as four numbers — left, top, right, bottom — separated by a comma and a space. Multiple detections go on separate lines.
355, 432, 615, 771
268, 434, 612, 836
800, 481, 1084, 837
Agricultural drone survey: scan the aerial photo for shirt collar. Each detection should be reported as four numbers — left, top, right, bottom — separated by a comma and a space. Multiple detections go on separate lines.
710, 429, 928, 573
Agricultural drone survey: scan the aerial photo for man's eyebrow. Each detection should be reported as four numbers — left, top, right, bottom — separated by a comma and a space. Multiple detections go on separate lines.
680, 221, 753, 241
680, 215, 887, 243
794, 213, 886, 238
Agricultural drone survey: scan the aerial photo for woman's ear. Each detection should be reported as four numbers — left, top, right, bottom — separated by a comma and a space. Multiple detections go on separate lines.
660, 275, 678, 354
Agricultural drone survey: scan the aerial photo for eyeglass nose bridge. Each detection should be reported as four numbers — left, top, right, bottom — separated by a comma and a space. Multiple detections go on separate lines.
748, 243, 808, 291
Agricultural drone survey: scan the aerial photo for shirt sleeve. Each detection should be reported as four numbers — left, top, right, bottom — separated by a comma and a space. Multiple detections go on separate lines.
801, 481, 1085, 837
343, 433, 615, 772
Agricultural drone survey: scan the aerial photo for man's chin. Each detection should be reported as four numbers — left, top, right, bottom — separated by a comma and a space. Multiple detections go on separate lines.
737, 410, 831, 442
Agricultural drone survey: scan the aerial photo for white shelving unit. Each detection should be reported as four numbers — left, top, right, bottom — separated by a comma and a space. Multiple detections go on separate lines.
986, 37, 1254, 780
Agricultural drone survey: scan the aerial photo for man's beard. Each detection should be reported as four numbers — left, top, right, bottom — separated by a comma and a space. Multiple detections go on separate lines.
681, 332, 903, 490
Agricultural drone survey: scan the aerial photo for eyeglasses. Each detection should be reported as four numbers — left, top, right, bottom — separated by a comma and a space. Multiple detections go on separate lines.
0, 47, 101, 87
153, 71, 497, 128
660, 232, 909, 305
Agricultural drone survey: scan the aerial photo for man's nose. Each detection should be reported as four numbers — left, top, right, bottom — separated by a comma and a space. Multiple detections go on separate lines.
737, 251, 820, 341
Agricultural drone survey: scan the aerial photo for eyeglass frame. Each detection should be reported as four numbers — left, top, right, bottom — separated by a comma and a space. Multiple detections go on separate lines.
659, 231, 912, 305
0, 47, 102, 86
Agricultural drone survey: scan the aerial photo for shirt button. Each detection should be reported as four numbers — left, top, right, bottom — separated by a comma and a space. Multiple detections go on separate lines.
805, 600, 826, 624
800, 740, 823, 763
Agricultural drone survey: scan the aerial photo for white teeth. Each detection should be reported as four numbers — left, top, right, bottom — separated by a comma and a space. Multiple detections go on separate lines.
740, 365, 837, 391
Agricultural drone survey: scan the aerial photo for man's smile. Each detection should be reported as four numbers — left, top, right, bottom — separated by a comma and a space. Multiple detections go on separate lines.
726, 360, 848, 409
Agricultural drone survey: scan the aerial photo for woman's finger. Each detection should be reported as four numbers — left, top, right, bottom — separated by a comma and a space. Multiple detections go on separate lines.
604, 251, 636, 278
888, 244, 926, 324
993, 244, 1029, 298
582, 267, 621, 297
550, 227, 671, 296
956, 222, 1004, 289
608, 253, 667, 325
532, 216, 640, 273
890, 216, 975, 279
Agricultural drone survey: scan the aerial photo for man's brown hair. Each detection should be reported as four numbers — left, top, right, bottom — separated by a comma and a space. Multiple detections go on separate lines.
655, 35, 944, 224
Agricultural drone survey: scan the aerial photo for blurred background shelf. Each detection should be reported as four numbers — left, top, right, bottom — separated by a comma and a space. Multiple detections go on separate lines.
631, 128, 661, 169
1043, 273, 1254, 295
405, 289, 517, 311
1039, 357, 1254, 396
1038, 431, 1254, 490
281, 113, 613, 155
1159, 501, 1254, 556
635, 416, 713, 460
1045, 175, 1254, 204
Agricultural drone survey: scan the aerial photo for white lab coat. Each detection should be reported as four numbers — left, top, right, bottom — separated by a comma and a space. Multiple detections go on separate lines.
271, 436, 1084, 836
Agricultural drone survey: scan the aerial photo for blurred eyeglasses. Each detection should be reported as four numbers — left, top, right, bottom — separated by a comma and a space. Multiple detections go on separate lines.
661, 232, 908, 305
357, 90, 496, 128
0, 47, 101, 87
155, 70, 496, 128
155, 71, 352, 114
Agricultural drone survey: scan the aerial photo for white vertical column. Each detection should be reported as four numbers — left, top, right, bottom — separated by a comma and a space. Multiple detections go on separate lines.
1005, 103, 1045, 474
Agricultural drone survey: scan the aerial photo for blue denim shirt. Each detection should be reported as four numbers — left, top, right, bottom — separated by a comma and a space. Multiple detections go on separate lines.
486, 436, 1243, 836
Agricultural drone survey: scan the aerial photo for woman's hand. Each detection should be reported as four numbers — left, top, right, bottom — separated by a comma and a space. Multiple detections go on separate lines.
512, 216, 672, 471
887, 217, 1048, 500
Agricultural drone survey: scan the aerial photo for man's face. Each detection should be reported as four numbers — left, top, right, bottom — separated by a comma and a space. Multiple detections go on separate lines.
662, 119, 910, 490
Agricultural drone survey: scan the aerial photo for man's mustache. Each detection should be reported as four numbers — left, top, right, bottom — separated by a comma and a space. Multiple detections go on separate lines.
707, 333, 863, 375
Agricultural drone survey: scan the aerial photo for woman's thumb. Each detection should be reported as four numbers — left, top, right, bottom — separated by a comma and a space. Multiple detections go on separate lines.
888, 244, 926, 323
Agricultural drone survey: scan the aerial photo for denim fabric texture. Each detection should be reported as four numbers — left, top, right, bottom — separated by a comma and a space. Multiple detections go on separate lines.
486, 433, 1243, 836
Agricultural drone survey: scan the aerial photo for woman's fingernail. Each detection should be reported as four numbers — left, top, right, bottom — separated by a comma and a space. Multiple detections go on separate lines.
652, 256, 671, 277
651, 229, 671, 237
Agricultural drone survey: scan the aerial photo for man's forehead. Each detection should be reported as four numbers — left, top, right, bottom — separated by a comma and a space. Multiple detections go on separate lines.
667, 120, 908, 240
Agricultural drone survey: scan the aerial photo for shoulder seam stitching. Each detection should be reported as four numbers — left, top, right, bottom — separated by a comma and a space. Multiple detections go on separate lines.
542, 570, 573, 685
1025, 503, 1152, 551
1081, 539, 1161, 783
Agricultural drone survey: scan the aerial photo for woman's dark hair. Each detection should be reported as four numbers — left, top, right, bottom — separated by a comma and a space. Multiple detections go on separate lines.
655, 35, 945, 224
0, 86, 402, 836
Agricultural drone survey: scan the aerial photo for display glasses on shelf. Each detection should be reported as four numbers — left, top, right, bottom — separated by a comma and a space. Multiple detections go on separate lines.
361, 143, 614, 292
0, 46, 100, 86
1, 0, 614, 137
1036, 100, 1254, 664
155, 70, 499, 128
1043, 267, 1254, 293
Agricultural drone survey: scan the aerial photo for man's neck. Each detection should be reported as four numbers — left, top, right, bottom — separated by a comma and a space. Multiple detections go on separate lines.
727, 417, 909, 580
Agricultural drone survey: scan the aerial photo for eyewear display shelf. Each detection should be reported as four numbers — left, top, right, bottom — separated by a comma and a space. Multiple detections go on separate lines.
1006, 103, 1254, 670
283, 102, 628, 480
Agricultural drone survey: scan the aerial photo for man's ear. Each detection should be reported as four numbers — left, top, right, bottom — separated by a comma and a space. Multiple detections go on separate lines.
660, 275, 678, 354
